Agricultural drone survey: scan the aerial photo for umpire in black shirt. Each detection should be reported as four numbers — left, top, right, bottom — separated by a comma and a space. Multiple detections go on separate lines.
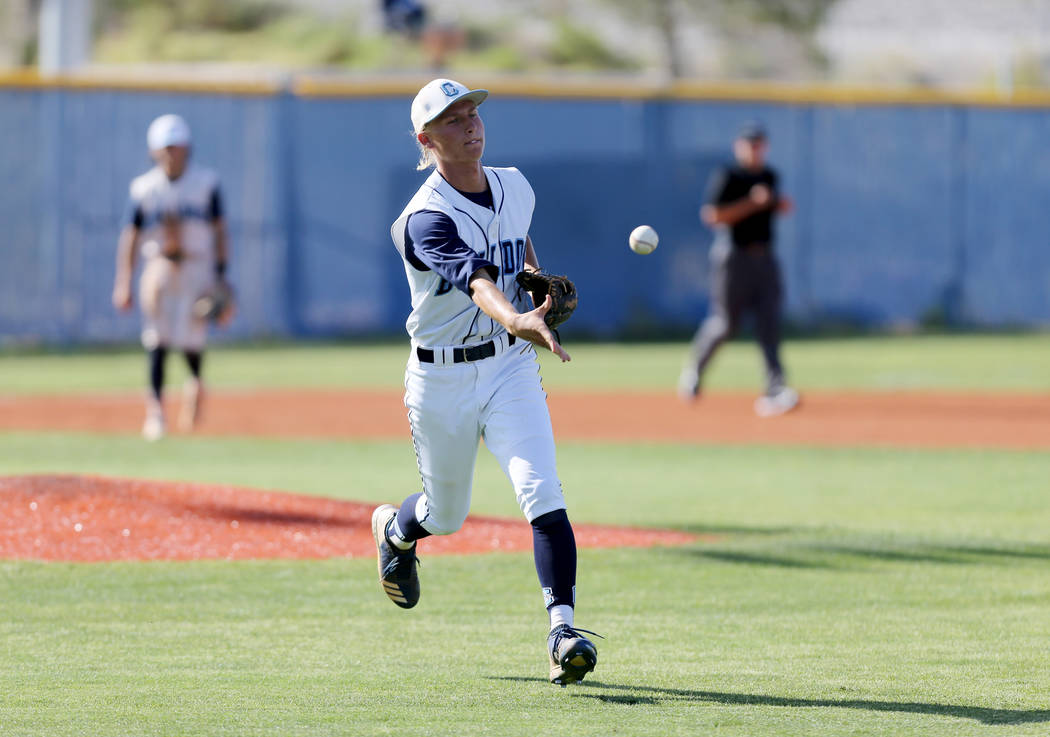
678, 122, 799, 416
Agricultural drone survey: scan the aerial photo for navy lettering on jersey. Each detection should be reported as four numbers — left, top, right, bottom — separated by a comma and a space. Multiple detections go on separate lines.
500, 239, 516, 274
131, 195, 222, 230
482, 238, 526, 276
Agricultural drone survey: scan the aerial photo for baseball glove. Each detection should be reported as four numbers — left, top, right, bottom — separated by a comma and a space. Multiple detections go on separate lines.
516, 269, 577, 330
160, 211, 184, 263
193, 279, 236, 323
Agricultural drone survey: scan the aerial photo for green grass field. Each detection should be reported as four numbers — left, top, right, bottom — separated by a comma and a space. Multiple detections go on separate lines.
3, 333, 1049, 394
1, 335, 1049, 736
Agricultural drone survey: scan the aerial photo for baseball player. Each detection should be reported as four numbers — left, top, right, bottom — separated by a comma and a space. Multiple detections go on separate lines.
678, 122, 799, 417
371, 78, 600, 686
111, 114, 230, 440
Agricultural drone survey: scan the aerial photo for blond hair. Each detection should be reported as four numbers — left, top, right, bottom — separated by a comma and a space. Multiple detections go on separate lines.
415, 127, 437, 171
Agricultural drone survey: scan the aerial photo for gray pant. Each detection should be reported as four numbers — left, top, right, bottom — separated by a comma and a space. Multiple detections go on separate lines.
684, 241, 785, 394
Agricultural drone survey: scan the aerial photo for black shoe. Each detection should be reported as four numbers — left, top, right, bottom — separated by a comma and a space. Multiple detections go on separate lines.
371, 504, 420, 609
548, 624, 601, 686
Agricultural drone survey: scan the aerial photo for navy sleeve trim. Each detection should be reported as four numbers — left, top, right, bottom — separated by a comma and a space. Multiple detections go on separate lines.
402, 221, 430, 272
406, 210, 497, 295
123, 198, 144, 229
209, 186, 224, 220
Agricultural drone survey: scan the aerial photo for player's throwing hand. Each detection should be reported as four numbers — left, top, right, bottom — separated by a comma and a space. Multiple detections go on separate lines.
516, 294, 570, 362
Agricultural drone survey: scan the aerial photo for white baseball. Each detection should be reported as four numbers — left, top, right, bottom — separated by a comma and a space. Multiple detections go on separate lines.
629, 225, 659, 255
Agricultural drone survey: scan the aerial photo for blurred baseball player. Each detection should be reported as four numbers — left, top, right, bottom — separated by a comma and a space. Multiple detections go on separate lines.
371, 78, 600, 685
111, 114, 231, 440
678, 122, 799, 416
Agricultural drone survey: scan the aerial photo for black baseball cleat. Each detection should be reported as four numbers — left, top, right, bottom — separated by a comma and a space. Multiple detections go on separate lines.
548, 625, 602, 686
371, 504, 420, 609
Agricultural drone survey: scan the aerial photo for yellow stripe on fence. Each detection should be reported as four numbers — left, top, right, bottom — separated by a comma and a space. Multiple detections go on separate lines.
0, 69, 282, 96
3, 69, 1050, 108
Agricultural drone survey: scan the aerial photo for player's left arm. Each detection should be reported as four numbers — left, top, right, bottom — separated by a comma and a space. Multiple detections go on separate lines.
113, 194, 144, 310
209, 184, 229, 278
469, 269, 570, 362
112, 224, 139, 311
212, 217, 229, 274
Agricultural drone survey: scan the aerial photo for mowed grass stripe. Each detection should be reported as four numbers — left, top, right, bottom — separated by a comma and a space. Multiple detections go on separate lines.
2, 334, 1049, 394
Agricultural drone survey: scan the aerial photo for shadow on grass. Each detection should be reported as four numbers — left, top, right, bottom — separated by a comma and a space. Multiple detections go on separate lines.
688, 549, 830, 569
489, 677, 1050, 724
681, 524, 803, 537
813, 543, 1050, 566
940, 544, 1050, 561
669, 540, 1050, 571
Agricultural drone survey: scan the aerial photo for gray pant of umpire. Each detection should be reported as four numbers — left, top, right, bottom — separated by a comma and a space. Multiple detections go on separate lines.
685, 239, 785, 394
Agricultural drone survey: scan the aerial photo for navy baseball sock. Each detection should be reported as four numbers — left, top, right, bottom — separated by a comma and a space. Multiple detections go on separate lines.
148, 347, 168, 401
184, 350, 202, 379
531, 509, 577, 612
390, 492, 432, 548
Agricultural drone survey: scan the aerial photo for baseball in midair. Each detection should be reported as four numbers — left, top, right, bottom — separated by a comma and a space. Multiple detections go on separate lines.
629, 225, 659, 255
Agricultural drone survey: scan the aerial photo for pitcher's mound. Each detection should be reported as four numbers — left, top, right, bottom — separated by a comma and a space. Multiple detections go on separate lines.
0, 475, 697, 562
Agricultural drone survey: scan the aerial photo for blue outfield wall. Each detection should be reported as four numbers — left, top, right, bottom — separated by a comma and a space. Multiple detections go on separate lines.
1, 81, 1049, 346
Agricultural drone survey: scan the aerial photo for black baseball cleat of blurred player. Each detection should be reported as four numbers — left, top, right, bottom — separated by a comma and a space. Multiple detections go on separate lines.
372, 504, 420, 609
548, 625, 602, 686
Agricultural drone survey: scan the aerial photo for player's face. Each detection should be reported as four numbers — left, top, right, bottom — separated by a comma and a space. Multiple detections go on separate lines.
734, 137, 767, 170
151, 144, 190, 179
419, 99, 485, 165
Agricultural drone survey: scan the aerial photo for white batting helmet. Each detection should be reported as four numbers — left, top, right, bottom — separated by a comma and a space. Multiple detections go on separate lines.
147, 114, 191, 150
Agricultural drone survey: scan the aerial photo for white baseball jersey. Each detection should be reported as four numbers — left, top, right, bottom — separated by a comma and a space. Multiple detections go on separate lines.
391, 165, 565, 531
126, 163, 222, 351
390, 166, 534, 349
128, 163, 221, 262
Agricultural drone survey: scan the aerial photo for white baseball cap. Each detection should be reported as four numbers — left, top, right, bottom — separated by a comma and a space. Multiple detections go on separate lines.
411, 78, 488, 133
147, 114, 191, 150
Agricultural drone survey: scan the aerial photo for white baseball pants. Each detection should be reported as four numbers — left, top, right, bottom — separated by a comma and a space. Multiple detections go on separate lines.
403, 339, 566, 534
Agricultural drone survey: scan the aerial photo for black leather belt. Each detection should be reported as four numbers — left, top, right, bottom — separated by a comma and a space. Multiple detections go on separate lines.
417, 335, 515, 364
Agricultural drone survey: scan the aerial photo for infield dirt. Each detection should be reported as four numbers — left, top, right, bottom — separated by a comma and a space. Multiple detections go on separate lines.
2, 388, 1048, 449
0, 475, 699, 562
3, 387, 1046, 562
